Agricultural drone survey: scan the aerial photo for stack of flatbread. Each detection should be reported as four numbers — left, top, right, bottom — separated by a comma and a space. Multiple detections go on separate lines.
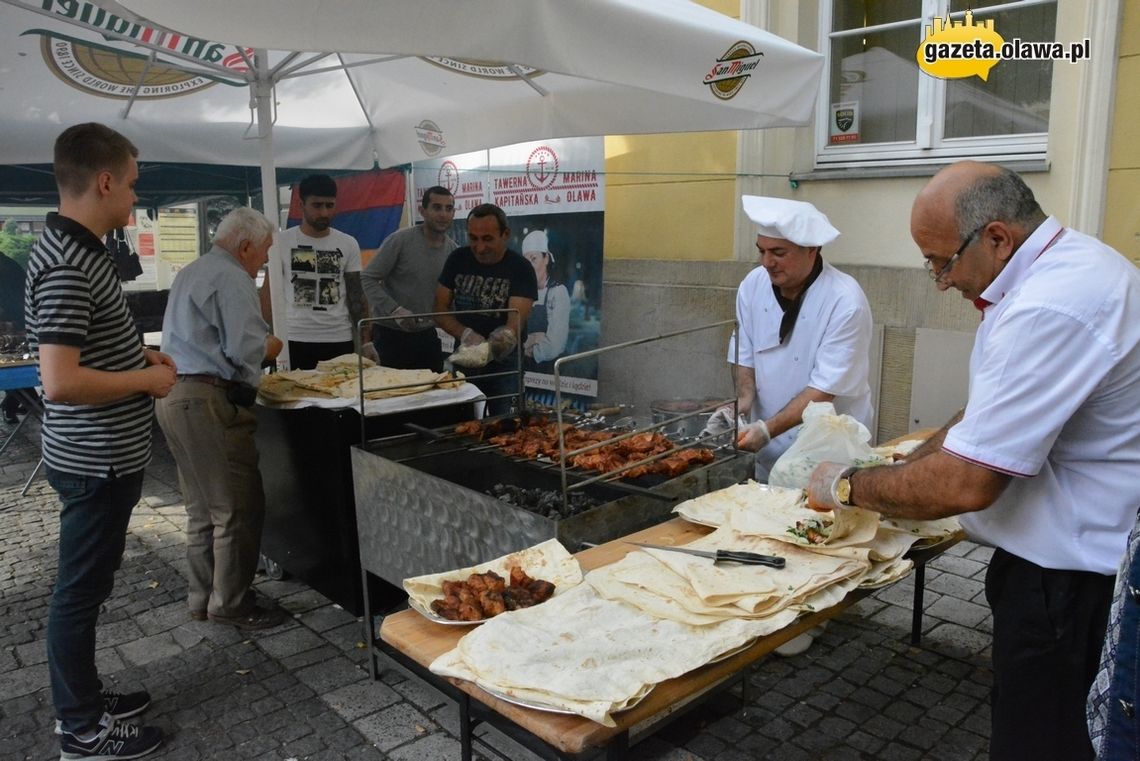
588, 526, 868, 626
257, 353, 465, 403
670, 479, 960, 589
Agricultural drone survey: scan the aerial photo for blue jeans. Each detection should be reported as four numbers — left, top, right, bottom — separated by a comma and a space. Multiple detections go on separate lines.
1101, 531, 1140, 760
45, 466, 144, 734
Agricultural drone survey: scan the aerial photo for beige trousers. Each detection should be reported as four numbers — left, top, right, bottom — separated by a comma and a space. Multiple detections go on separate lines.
156, 381, 265, 618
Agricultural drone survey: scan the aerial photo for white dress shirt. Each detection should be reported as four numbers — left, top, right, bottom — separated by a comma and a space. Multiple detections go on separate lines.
946, 217, 1140, 574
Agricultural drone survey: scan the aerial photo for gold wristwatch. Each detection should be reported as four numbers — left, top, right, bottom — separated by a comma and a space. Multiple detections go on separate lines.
835, 467, 857, 507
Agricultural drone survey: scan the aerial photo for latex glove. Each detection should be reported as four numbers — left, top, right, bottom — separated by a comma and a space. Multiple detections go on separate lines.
391, 306, 421, 331
735, 419, 771, 451
699, 406, 737, 437
488, 325, 518, 360
806, 461, 854, 513
361, 342, 380, 364
460, 327, 486, 347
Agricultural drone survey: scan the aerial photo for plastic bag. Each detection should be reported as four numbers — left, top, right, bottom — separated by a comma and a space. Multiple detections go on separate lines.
768, 401, 880, 489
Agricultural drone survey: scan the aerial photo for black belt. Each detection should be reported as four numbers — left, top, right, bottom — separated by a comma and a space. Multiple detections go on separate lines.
177, 373, 237, 389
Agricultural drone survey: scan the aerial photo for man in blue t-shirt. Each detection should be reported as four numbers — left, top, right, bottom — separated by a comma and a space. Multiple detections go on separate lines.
434, 203, 536, 414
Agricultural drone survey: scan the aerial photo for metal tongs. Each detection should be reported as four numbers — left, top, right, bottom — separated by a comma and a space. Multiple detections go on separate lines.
625, 541, 786, 568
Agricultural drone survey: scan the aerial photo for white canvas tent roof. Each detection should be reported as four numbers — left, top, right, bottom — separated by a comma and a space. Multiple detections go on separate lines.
2, 0, 823, 172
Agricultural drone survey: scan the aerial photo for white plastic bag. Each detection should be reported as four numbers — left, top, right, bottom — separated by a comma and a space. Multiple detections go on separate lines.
768, 401, 879, 489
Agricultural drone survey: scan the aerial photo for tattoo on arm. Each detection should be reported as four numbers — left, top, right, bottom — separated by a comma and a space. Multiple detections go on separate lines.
344, 272, 370, 345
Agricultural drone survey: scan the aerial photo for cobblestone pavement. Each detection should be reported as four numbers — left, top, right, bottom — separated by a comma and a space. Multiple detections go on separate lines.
1, 411, 993, 760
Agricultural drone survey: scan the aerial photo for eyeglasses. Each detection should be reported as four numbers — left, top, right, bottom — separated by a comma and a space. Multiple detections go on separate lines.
924, 223, 987, 282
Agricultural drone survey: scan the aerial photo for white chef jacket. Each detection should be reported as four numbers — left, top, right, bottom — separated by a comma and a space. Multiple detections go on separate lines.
946, 216, 1140, 574
728, 260, 874, 479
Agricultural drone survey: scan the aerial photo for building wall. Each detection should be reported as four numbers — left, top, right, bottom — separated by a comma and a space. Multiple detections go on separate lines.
1105, 0, 1140, 264
596, 0, 1127, 444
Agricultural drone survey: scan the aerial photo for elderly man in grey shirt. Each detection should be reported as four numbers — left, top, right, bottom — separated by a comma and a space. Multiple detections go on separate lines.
156, 207, 286, 631
361, 186, 456, 370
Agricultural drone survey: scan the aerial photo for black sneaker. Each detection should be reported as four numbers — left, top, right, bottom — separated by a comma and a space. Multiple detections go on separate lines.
59, 717, 162, 760
101, 689, 150, 720
54, 689, 151, 735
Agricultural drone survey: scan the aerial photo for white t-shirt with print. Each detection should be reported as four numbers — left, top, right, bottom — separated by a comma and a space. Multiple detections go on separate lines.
276, 226, 362, 343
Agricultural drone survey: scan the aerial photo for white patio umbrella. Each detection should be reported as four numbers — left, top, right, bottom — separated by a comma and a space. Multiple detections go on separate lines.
2, 0, 822, 343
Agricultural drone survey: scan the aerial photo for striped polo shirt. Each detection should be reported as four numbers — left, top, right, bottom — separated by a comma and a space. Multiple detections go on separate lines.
24, 213, 152, 477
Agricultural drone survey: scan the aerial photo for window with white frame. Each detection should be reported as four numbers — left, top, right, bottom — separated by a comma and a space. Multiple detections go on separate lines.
816, 0, 1057, 169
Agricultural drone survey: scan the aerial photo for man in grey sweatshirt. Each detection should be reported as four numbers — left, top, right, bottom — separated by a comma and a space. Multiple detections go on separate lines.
361, 186, 456, 370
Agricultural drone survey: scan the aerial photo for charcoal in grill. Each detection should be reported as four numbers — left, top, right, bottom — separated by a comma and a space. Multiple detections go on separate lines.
486, 483, 603, 519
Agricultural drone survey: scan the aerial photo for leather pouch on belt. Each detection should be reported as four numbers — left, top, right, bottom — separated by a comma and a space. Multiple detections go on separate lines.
226, 383, 258, 407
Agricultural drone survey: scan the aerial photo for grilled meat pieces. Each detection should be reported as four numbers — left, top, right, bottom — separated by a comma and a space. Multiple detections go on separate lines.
429, 568, 556, 621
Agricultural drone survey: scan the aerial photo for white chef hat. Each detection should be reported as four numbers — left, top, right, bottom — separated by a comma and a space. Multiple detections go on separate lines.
521, 230, 554, 263
741, 195, 839, 247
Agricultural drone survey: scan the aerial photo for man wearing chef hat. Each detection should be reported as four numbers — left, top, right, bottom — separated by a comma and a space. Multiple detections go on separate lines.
726, 195, 874, 481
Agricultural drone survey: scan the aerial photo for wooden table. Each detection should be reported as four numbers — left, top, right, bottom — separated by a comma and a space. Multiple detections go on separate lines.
378, 514, 961, 760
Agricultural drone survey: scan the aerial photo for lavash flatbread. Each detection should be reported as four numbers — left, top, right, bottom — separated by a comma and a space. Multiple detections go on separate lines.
726, 497, 880, 550
315, 352, 376, 373
673, 481, 804, 528
333, 366, 463, 399
257, 372, 336, 403
879, 515, 961, 540
431, 583, 782, 726
672, 480, 880, 550
591, 527, 868, 620
403, 538, 582, 614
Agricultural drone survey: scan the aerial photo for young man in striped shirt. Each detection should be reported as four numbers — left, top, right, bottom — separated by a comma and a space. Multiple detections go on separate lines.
25, 122, 176, 760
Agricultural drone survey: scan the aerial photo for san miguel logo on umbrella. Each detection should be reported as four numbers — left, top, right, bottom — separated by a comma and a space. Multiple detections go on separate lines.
704, 41, 764, 100
26, 0, 245, 99
416, 120, 447, 157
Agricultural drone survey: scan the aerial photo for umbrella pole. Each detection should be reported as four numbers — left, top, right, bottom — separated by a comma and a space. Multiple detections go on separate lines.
254, 49, 290, 367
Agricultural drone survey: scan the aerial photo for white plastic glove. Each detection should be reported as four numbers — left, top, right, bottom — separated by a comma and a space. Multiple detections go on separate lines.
806, 461, 854, 512
699, 406, 736, 437
460, 327, 486, 347
391, 306, 421, 331
488, 325, 518, 360
735, 419, 771, 452
360, 343, 380, 364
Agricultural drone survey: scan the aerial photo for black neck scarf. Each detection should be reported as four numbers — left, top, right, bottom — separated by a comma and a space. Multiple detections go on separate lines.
772, 253, 824, 344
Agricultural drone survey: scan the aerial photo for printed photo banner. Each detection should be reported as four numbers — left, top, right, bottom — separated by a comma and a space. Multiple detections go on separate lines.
412, 138, 605, 402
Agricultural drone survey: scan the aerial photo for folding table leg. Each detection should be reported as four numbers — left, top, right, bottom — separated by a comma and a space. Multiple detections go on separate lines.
604, 731, 629, 759
0, 412, 30, 457
459, 693, 473, 761
361, 568, 379, 682
911, 562, 926, 645
21, 457, 43, 497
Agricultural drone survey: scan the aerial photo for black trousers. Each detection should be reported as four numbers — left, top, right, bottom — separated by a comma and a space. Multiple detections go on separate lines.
986, 548, 1114, 761
373, 325, 442, 372
288, 340, 355, 371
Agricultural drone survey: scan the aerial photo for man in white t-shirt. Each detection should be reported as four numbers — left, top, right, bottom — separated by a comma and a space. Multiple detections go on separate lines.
808, 161, 1140, 761
261, 174, 375, 369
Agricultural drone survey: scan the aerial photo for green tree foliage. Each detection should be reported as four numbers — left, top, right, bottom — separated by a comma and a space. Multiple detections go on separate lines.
0, 220, 36, 270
